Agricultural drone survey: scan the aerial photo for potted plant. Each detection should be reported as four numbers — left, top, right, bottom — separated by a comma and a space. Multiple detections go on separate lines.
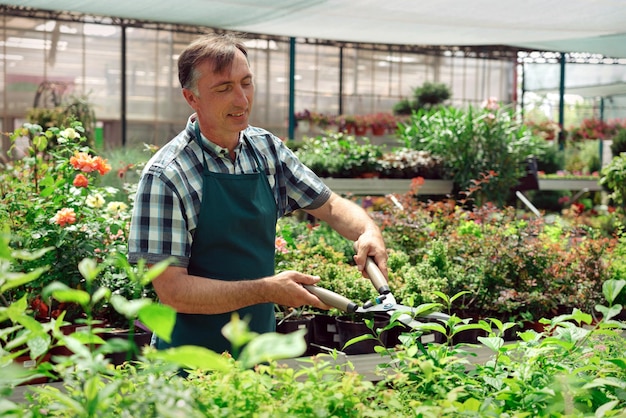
274, 306, 316, 355
352, 115, 368, 136
367, 112, 397, 136
310, 111, 332, 132
340, 136, 383, 177
397, 103, 549, 206
336, 114, 356, 134
294, 109, 312, 132
379, 148, 443, 179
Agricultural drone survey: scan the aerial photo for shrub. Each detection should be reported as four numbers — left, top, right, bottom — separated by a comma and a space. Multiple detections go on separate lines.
610, 128, 626, 157
397, 103, 549, 206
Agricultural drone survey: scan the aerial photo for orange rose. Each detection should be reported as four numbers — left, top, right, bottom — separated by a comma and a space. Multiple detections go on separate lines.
73, 173, 89, 188
70, 151, 97, 173
93, 156, 111, 175
51, 207, 77, 227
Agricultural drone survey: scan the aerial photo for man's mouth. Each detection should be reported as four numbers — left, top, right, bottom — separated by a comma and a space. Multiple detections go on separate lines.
229, 112, 245, 117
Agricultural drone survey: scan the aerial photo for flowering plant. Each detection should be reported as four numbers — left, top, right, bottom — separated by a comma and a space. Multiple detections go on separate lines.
379, 148, 443, 179
568, 118, 626, 141
524, 119, 560, 141
1, 122, 131, 320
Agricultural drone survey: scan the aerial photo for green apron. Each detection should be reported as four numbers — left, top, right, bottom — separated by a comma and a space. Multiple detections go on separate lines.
157, 125, 277, 353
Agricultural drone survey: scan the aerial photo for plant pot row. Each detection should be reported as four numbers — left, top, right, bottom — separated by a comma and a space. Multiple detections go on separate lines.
47, 322, 153, 366
276, 313, 426, 356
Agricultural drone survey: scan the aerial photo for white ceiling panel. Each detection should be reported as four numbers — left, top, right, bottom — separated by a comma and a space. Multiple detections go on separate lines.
2, 0, 626, 58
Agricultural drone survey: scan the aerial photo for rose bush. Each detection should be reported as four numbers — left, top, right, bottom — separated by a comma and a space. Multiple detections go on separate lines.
1, 122, 132, 320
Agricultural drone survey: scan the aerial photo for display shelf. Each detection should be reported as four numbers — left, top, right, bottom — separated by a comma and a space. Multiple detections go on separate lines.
322, 178, 454, 196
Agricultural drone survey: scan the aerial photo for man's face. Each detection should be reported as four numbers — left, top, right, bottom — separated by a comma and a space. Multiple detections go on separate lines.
184, 50, 254, 144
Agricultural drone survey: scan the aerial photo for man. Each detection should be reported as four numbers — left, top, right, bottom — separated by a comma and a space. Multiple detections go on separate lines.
128, 33, 388, 353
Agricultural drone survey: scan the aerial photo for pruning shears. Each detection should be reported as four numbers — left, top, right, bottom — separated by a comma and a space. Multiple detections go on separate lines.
303, 245, 449, 329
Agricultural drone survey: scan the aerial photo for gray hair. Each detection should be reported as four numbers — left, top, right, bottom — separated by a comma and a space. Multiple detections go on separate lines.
178, 33, 249, 95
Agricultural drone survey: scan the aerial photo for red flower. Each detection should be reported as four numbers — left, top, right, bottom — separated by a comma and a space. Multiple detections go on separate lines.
73, 173, 89, 188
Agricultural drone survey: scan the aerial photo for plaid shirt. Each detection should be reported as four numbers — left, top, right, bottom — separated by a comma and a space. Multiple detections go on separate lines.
128, 115, 331, 267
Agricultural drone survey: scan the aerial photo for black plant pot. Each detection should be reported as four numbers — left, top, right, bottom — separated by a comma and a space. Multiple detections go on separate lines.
384, 321, 412, 348
310, 314, 340, 353
335, 314, 389, 355
102, 328, 153, 365
276, 314, 316, 356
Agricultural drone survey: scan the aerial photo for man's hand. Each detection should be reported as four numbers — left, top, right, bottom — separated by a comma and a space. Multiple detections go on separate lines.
268, 271, 332, 311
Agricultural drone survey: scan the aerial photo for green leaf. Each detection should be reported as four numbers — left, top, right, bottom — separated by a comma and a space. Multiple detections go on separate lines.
92, 287, 111, 306
449, 291, 472, 305
28, 334, 51, 359
602, 279, 626, 305
78, 258, 100, 285
477, 336, 504, 352
488, 317, 504, 332
432, 291, 449, 305
595, 304, 623, 321
137, 304, 175, 343
594, 400, 619, 417
606, 358, 626, 369
109, 295, 151, 319
583, 377, 626, 390
411, 302, 444, 318
239, 330, 307, 368
454, 320, 491, 334
11, 246, 54, 261
148, 345, 232, 372
0, 267, 48, 293
67, 332, 105, 356
414, 323, 447, 335
139, 257, 175, 286
43, 282, 90, 307
221, 314, 258, 351
342, 333, 376, 350
33, 135, 48, 152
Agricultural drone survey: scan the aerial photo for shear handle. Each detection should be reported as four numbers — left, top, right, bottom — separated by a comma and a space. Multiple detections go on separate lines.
364, 257, 391, 295
303, 285, 358, 313
353, 242, 390, 295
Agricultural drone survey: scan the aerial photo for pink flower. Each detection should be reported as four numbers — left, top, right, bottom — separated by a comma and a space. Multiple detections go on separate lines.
482, 97, 500, 111
275, 237, 289, 254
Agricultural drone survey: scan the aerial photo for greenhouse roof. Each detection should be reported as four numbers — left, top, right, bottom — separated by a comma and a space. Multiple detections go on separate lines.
5, 0, 626, 59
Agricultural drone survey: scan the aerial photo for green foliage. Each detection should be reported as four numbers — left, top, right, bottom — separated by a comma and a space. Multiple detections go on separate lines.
610, 128, 626, 157
374, 284, 626, 416
375, 187, 618, 321
393, 81, 451, 115
295, 132, 383, 177
536, 141, 565, 173
26, 95, 97, 149
1, 223, 626, 416
601, 152, 626, 213
564, 139, 603, 174
0, 122, 135, 321
397, 104, 549, 206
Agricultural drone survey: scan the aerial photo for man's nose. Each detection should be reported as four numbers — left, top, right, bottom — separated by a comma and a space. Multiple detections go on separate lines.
233, 84, 250, 106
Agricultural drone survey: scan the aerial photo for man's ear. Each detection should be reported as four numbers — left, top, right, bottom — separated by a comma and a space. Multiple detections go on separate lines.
182, 88, 198, 110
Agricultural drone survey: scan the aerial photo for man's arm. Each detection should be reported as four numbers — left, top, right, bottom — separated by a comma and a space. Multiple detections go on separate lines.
152, 267, 330, 315
305, 192, 388, 278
